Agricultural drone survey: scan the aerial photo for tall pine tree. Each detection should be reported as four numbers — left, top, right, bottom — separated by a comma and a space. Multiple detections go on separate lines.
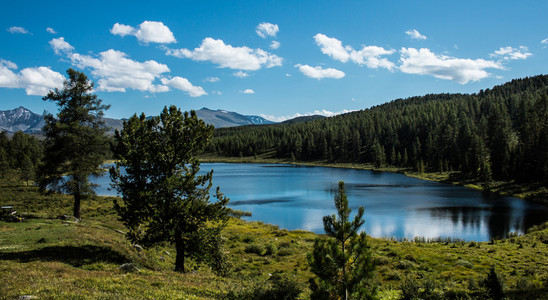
39, 69, 110, 219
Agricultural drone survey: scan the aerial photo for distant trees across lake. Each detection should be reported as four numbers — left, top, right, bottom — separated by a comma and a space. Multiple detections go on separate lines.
206, 75, 548, 184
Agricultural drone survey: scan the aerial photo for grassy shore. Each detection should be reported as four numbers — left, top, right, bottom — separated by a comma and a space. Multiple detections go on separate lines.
200, 155, 548, 205
1, 171, 548, 299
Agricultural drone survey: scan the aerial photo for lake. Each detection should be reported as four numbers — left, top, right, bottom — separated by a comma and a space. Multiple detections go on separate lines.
92, 163, 548, 241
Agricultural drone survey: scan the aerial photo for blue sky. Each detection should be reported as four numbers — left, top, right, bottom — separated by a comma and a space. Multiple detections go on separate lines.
1, 0, 547, 121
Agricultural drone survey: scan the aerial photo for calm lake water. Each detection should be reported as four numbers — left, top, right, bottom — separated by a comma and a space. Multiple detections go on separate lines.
92, 163, 548, 241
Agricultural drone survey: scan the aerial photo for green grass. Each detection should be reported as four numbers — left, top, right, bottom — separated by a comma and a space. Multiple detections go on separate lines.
1, 170, 548, 299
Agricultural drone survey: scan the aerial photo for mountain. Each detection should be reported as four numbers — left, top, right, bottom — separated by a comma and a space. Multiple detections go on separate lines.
195, 108, 274, 128
0, 106, 44, 134
0, 107, 274, 134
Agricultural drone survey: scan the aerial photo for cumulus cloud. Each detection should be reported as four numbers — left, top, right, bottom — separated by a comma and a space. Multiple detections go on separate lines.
49, 37, 74, 55
161, 77, 207, 97
542, 38, 548, 46
233, 71, 249, 78
7, 26, 29, 34
491, 46, 532, 60
46, 27, 57, 34
48, 38, 205, 96
314, 33, 396, 70
205, 76, 220, 82
270, 41, 280, 50
241, 89, 255, 94
165, 37, 282, 70
0, 59, 64, 95
70, 49, 171, 92
110, 21, 176, 44
256, 22, 279, 38
406, 29, 427, 40
260, 109, 354, 122
295, 64, 345, 80
399, 47, 504, 84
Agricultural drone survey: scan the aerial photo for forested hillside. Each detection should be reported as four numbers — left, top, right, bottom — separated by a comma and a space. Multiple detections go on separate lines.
206, 75, 548, 183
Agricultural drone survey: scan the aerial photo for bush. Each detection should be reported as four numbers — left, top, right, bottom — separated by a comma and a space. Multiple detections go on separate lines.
276, 248, 293, 256
226, 274, 302, 300
244, 244, 263, 255
264, 243, 277, 256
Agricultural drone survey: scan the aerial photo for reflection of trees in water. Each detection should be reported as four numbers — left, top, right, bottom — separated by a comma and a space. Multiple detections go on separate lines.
427, 202, 548, 240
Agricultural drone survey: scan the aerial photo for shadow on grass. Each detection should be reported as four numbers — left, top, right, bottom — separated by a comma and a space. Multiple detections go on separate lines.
0, 245, 129, 267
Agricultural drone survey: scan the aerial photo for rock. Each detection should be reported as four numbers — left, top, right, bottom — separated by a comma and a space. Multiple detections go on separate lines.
118, 263, 140, 273
133, 244, 144, 252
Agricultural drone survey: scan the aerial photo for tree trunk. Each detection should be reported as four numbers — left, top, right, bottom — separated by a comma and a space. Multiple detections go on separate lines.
175, 229, 185, 272
73, 192, 81, 219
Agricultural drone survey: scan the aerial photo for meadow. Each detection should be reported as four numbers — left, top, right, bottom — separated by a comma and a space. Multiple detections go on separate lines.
1, 171, 547, 299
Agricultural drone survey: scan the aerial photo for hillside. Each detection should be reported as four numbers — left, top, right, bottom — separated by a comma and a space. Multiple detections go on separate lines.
207, 75, 548, 189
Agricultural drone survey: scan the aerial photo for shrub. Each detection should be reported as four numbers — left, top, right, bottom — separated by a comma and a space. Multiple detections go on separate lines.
277, 248, 293, 256
244, 244, 263, 255
264, 243, 277, 256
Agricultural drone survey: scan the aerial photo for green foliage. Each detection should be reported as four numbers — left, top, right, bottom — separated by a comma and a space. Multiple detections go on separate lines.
207, 75, 548, 184
110, 105, 229, 274
308, 181, 377, 299
38, 68, 110, 219
226, 273, 303, 300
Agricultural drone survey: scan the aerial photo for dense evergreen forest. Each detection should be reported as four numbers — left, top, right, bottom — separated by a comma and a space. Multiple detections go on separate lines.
206, 75, 548, 184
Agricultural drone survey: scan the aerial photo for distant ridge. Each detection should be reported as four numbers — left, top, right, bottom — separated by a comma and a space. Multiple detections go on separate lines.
0, 107, 275, 134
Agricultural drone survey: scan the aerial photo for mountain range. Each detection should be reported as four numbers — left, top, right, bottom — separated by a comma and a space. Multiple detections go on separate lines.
0, 107, 275, 134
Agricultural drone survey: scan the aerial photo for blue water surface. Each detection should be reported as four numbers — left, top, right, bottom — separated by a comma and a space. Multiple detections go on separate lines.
92, 163, 548, 241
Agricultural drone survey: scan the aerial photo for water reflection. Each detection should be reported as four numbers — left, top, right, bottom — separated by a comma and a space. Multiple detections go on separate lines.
92, 163, 548, 241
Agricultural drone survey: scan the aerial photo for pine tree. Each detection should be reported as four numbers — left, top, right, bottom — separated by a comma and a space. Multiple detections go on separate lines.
110, 106, 230, 274
39, 69, 110, 219
308, 181, 377, 300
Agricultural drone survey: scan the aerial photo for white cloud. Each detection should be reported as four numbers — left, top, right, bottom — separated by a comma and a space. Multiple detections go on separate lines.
233, 71, 249, 78
165, 37, 282, 70
542, 38, 548, 45
47, 38, 205, 97
161, 76, 207, 97
405, 29, 427, 40
205, 76, 220, 82
260, 109, 354, 122
110, 23, 135, 36
0, 59, 64, 96
314, 33, 396, 70
491, 46, 532, 60
399, 47, 504, 84
70, 49, 171, 92
110, 21, 176, 44
270, 41, 280, 50
256, 22, 279, 38
241, 89, 255, 94
46, 27, 57, 34
49, 37, 74, 55
7, 26, 29, 34
295, 64, 345, 80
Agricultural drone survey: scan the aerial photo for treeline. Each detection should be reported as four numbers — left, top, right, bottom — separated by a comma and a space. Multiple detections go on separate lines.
0, 131, 42, 184
206, 75, 548, 183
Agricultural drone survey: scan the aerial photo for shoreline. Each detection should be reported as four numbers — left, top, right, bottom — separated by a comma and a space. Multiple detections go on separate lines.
199, 155, 548, 205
